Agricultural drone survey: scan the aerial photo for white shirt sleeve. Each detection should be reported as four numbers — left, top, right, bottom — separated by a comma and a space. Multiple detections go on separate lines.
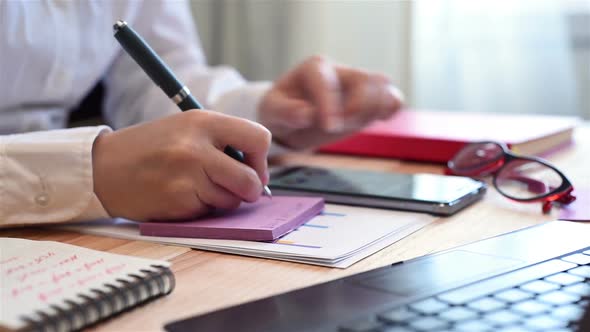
102, 1, 279, 146
0, 126, 111, 227
0, 1, 290, 227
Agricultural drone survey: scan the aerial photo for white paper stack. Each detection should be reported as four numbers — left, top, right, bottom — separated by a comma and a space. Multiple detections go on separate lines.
60, 204, 435, 268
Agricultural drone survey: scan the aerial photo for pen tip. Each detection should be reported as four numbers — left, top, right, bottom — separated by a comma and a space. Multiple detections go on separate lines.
263, 186, 272, 199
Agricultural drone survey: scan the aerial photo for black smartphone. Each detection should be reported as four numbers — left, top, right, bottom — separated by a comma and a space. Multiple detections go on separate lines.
269, 166, 486, 216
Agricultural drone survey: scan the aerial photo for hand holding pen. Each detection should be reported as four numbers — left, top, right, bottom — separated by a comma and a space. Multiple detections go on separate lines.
113, 20, 271, 197
90, 22, 272, 222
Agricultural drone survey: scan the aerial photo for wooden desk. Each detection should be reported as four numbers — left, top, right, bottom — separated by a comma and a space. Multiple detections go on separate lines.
2, 125, 588, 331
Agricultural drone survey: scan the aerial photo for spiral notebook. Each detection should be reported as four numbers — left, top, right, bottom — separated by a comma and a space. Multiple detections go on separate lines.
0, 237, 175, 332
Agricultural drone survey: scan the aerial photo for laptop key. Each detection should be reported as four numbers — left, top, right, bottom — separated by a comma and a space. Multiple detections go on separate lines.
377, 307, 418, 323
523, 315, 567, 330
381, 326, 415, 332
494, 288, 534, 303
339, 316, 385, 332
520, 280, 560, 294
568, 265, 590, 278
437, 259, 575, 305
561, 253, 590, 265
454, 319, 496, 331
544, 272, 584, 286
483, 309, 522, 326
407, 316, 449, 331
562, 282, 590, 296
511, 300, 552, 315
467, 297, 506, 312
552, 304, 585, 321
537, 290, 580, 306
495, 325, 536, 332
438, 306, 478, 322
408, 298, 449, 314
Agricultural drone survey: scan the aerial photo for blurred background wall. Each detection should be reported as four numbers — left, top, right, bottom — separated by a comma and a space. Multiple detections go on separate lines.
190, 0, 590, 119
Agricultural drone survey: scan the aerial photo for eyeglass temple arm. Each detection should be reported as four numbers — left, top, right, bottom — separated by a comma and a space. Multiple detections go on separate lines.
504, 174, 547, 194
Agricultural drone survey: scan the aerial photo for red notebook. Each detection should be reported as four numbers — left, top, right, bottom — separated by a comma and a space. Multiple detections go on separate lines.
319, 110, 579, 163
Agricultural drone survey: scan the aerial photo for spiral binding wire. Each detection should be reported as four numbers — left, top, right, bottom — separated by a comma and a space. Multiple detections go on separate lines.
19, 265, 175, 332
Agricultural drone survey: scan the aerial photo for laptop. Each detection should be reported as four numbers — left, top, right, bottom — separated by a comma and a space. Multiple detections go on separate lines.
164, 220, 590, 332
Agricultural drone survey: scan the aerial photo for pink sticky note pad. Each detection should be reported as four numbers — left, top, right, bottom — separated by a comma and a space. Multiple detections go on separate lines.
139, 196, 325, 241
559, 188, 590, 221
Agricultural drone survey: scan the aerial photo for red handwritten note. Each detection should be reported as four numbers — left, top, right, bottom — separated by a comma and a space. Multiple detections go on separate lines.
0, 238, 169, 331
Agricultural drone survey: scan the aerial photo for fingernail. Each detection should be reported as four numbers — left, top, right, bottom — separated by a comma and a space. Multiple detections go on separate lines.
326, 115, 344, 132
389, 85, 406, 104
294, 108, 313, 127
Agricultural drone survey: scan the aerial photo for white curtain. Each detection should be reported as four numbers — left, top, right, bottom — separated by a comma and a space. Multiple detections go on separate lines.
191, 0, 290, 80
191, 0, 589, 119
412, 0, 588, 118
190, 0, 412, 91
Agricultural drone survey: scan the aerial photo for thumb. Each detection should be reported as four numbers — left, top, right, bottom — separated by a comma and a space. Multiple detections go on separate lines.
260, 91, 315, 130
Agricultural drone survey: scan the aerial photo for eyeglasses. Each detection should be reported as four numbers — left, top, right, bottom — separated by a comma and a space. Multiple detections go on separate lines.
447, 141, 576, 213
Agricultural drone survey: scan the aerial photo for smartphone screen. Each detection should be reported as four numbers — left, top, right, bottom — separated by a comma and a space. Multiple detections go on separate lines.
269, 166, 486, 215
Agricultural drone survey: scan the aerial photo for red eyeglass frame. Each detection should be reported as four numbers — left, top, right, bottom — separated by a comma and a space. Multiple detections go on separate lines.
447, 141, 576, 214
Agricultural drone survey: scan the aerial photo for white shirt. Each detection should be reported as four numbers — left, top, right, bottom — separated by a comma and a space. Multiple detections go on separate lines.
0, 0, 272, 227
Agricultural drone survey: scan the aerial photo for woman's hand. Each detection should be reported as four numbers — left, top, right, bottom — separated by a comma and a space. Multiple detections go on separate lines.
92, 110, 271, 221
259, 56, 404, 150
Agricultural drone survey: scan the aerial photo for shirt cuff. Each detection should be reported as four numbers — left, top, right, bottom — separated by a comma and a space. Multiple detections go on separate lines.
212, 81, 292, 156
0, 126, 112, 227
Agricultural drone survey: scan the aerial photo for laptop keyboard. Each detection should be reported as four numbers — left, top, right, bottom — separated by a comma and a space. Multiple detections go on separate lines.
339, 247, 590, 332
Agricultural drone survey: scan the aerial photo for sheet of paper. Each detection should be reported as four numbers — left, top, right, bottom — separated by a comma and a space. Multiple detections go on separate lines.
0, 238, 169, 330
140, 196, 324, 241
59, 205, 435, 268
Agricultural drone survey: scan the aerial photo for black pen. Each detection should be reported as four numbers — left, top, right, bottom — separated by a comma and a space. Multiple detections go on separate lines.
113, 20, 272, 198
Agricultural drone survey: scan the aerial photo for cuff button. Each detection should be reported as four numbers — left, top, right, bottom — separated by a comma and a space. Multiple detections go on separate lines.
35, 193, 50, 207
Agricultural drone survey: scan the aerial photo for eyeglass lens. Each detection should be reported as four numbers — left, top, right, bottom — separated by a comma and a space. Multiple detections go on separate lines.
449, 142, 504, 174
495, 159, 564, 200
